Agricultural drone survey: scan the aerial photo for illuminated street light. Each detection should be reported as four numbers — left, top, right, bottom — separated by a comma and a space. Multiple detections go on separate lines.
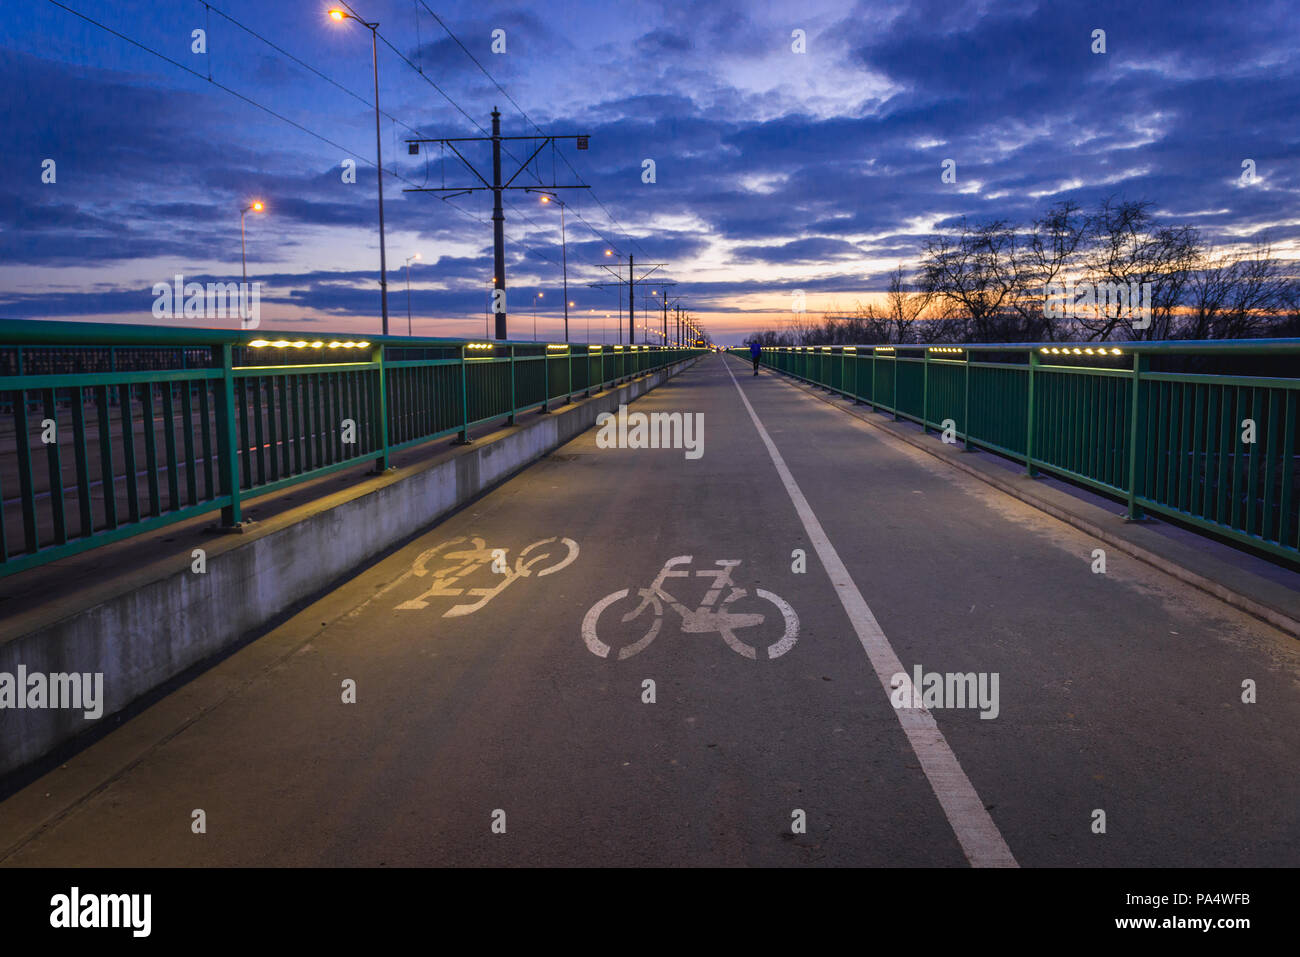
239, 195, 263, 282
239, 200, 265, 324
528, 188, 570, 342
329, 7, 390, 334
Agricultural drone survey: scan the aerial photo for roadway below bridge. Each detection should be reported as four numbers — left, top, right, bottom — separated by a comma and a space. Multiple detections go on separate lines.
2, 354, 1297, 867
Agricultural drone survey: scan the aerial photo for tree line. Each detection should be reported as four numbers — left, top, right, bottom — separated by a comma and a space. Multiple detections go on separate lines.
748, 198, 1300, 346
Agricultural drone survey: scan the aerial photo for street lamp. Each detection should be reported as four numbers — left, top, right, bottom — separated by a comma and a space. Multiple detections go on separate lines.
405, 253, 421, 335
239, 200, 264, 286
239, 201, 264, 325
533, 291, 543, 341
329, 7, 389, 335
530, 189, 570, 342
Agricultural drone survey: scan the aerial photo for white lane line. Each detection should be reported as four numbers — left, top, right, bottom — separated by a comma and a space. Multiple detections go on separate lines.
723, 357, 1017, 868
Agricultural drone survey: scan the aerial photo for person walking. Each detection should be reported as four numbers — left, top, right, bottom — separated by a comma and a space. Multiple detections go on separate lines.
750, 340, 761, 375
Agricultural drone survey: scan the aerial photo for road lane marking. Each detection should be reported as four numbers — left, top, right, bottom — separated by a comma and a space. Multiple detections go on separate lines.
722, 356, 1017, 868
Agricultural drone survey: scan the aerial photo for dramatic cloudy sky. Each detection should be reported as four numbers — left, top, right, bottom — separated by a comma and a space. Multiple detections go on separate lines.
2, 0, 1298, 343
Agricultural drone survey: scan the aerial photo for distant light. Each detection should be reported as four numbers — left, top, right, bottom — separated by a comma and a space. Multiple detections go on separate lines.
540, 195, 550, 204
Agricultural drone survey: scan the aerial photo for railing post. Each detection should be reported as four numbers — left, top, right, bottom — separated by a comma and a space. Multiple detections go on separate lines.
540, 345, 550, 413
1126, 353, 1148, 520
457, 344, 471, 444
962, 347, 972, 451
371, 342, 390, 472
1025, 348, 1038, 477
507, 344, 516, 425
871, 349, 877, 411
892, 351, 899, 421
216, 343, 242, 527
922, 347, 930, 433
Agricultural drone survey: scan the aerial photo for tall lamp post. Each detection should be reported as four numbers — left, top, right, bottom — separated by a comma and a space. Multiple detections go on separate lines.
239, 200, 264, 286
240, 200, 263, 325
533, 291, 543, 341
530, 190, 570, 341
329, 7, 389, 335
405, 252, 421, 335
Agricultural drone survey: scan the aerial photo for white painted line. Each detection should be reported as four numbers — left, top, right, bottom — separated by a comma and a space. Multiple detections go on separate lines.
722, 357, 1017, 868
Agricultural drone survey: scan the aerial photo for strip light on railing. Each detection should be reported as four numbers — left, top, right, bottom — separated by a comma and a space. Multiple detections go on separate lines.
248, 339, 368, 349
930, 346, 963, 354
1040, 346, 1124, 357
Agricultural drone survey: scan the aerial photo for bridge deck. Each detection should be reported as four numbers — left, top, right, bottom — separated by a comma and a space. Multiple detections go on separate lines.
2, 355, 1297, 867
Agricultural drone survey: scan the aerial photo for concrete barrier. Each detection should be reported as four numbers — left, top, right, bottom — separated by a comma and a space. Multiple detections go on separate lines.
0, 359, 697, 779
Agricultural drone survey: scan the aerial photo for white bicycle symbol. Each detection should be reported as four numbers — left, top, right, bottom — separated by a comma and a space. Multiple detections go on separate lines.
396, 535, 579, 617
582, 556, 799, 660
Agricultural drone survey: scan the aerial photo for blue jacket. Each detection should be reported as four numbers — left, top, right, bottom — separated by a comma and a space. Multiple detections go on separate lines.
750, 342, 761, 358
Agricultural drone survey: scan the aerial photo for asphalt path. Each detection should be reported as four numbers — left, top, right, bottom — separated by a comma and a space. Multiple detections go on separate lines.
3, 354, 1297, 867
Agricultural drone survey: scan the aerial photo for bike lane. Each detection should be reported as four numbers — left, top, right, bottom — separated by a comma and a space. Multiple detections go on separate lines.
2, 359, 973, 867
727, 355, 1300, 867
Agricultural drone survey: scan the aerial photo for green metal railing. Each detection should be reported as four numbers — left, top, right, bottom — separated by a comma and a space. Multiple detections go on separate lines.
0, 319, 700, 576
736, 341, 1300, 566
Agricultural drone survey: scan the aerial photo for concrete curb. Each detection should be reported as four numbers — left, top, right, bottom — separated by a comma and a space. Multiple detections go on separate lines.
0, 359, 699, 778
759, 363, 1300, 640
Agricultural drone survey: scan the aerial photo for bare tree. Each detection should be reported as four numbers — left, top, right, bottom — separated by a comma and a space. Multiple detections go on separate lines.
1079, 198, 1202, 341
880, 265, 932, 342
918, 220, 1019, 341
1186, 241, 1293, 339
1009, 200, 1090, 341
